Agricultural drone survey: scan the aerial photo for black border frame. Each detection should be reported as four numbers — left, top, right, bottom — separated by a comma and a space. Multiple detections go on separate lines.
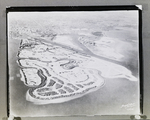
6, 5, 143, 117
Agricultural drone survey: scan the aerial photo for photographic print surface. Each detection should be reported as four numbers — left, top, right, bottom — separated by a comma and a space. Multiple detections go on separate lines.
7, 7, 141, 117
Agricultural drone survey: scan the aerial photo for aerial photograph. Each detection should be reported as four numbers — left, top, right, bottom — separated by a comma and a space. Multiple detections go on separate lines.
7, 10, 140, 117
